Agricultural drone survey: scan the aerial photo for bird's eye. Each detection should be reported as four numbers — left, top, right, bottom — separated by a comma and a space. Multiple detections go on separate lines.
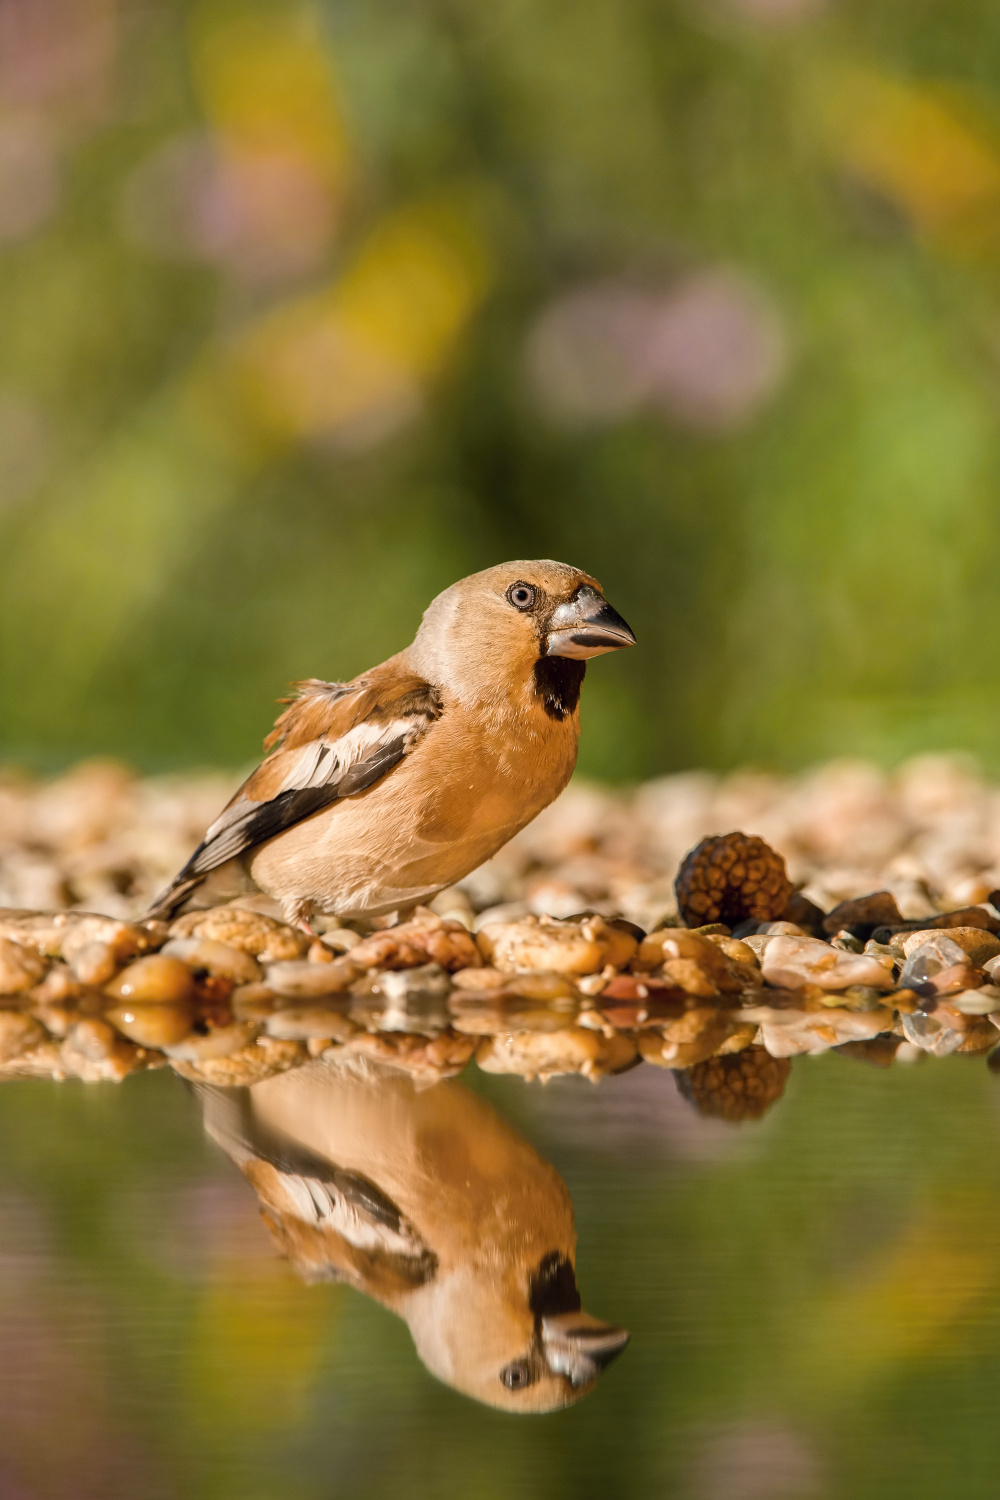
506, 583, 537, 611
499, 1359, 536, 1391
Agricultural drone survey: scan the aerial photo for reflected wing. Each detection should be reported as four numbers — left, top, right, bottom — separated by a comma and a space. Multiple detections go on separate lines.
148, 669, 442, 919
199, 1085, 437, 1288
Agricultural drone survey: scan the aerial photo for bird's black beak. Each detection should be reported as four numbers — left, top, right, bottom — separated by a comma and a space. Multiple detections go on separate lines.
545, 586, 636, 660
540, 1311, 631, 1387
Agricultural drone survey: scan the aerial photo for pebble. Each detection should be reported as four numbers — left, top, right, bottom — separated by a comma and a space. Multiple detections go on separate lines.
264, 1006, 356, 1042
760, 935, 895, 992
897, 935, 970, 992
0, 1010, 44, 1062
822, 891, 903, 935
0, 938, 46, 995
168, 907, 308, 961
317, 927, 362, 954
264, 958, 359, 998
160, 938, 263, 983
169, 1036, 307, 1086
901, 1010, 965, 1057
475, 1028, 637, 1082
351, 911, 482, 972
477, 915, 635, 976
745, 1003, 895, 1057
163, 1022, 258, 1061
68, 941, 119, 986
106, 1001, 194, 1048
104, 954, 196, 1004
897, 926, 1000, 967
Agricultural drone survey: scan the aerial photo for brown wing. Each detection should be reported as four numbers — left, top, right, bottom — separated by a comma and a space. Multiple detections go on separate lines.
147, 667, 442, 920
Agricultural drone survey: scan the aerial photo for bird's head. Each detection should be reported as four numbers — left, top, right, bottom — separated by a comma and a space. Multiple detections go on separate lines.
408, 560, 635, 711
404, 1249, 629, 1413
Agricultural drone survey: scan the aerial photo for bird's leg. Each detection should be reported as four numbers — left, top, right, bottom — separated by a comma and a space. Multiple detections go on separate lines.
283, 897, 317, 935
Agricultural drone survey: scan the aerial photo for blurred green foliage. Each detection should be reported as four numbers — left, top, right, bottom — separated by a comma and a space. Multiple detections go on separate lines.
0, 1059, 998, 1497
3, 0, 1000, 780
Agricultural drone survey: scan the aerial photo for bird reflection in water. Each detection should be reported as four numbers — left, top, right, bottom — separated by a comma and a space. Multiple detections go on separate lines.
197, 1059, 629, 1411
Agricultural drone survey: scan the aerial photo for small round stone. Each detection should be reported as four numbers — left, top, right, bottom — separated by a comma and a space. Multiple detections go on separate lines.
105, 955, 196, 1004
106, 1001, 195, 1048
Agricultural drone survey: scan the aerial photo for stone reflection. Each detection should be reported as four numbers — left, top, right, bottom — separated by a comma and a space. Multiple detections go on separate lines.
197, 1058, 629, 1412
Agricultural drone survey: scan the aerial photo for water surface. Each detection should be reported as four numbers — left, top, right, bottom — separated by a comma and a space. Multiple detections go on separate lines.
0, 1054, 997, 1499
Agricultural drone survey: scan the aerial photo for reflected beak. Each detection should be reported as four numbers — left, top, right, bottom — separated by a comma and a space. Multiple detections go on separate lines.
541, 1311, 631, 1387
546, 586, 636, 660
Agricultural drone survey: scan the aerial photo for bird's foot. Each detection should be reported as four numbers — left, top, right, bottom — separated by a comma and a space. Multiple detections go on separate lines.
283, 898, 317, 935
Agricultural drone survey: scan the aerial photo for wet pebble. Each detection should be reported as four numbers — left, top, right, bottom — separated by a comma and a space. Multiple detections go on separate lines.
760, 935, 895, 992
107, 1001, 195, 1048
161, 937, 262, 983
0, 1010, 44, 1061
105, 954, 196, 1004
264, 1007, 356, 1042
68, 941, 119, 986
164, 1022, 259, 1061
0, 938, 46, 995
265, 958, 359, 998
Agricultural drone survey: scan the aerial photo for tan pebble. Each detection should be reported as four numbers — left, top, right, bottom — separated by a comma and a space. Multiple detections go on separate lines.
902, 927, 1000, 967
340, 1031, 475, 1081
107, 1001, 194, 1048
168, 906, 308, 961
63, 1018, 117, 1062
633, 930, 753, 995
104, 955, 196, 1004
264, 1006, 356, 1042
950, 985, 1000, 1015
264, 959, 359, 998
32, 1001, 78, 1037
476, 917, 606, 976
307, 940, 334, 965
164, 1022, 258, 1061
160, 937, 262, 983
0, 938, 45, 995
169, 1036, 307, 1086
0, 1040, 67, 1080
705, 935, 760, 966
230, 983, 279, 1021
639, 1010, 735, 1068
317, 928, 361, 953
498, 971, 579, 1002
474, 1028, 637, 1081
0, 1010, 44, 1061
760, 935, 895, 992
306, 1037, 338, 1057
739, 1003, 894, 1057
31, 964, 80, 1004
60, 917, 164, 966
68, 941, 118, 986
451, 967, 508, 992
351, 910, 481, 972
449, 999, 579, 1035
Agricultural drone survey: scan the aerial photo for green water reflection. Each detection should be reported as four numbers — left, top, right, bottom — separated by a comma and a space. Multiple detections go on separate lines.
0, 1055, 997, 1498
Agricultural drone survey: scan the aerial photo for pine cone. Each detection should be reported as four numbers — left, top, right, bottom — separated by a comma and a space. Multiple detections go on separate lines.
674, 1045, 792, 1122
675, 832, 792, 928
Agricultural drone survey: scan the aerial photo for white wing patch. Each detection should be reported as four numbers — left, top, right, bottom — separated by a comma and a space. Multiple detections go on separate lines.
278, 718, 420, 796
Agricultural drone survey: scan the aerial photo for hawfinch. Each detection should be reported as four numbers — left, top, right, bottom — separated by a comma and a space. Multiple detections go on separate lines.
199, 1058, 629, 1411
149, 561, 634, 926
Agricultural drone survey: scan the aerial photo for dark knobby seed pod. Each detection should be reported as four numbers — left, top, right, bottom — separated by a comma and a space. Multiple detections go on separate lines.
675, 831, 793, 929
674, 1045, 792, 1122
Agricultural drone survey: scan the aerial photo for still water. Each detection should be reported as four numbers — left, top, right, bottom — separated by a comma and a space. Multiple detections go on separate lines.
0, 1053, 997, 1499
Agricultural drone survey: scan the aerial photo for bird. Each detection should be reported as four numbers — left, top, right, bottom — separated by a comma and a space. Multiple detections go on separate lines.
198, 1056, 630, 1411
148, 560, 635, 928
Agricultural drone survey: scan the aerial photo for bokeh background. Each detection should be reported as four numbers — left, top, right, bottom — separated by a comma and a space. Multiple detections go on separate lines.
4, 0, 1000, 780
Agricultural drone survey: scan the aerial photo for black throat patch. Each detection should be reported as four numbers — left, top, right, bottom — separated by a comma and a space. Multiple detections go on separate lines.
533, 657, 586, 720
